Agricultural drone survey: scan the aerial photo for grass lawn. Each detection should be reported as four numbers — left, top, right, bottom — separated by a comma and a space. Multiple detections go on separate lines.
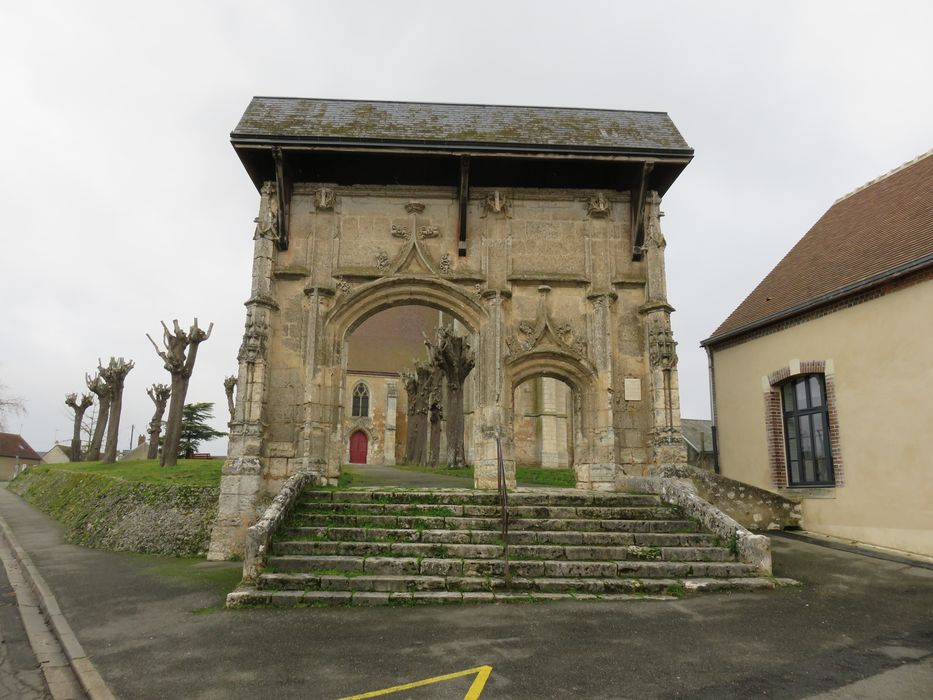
32, 459, 225, 487
392, 463, 577, 488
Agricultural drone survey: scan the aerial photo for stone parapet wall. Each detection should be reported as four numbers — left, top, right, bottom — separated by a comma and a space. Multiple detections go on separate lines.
650, 463, 803, 531
10, 469, 218, 556
619, 473, 773, 574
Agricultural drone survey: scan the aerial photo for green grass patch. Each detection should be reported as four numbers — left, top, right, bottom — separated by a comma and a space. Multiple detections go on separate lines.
31, 459, 224, 487
390, 463, 577, 488
392, 463, 476, 479
515, 467, 576, 488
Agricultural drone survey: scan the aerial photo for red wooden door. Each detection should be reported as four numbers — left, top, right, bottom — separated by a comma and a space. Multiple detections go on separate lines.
349, 431, 368, 464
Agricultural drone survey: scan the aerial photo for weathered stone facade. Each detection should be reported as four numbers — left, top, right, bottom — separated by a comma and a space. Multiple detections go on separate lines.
209, 98, 692, 558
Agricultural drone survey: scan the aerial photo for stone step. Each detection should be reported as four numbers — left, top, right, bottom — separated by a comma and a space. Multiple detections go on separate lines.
266, 554, 756, 579
294, 502, 681, 521
258, 571, 683, 593
300, 489, 663, 508
292, 513, 699, 533
228, 576, 795, 607
272, 540, 736, 563
279, 526, 720, 548
228, 588, 673, 608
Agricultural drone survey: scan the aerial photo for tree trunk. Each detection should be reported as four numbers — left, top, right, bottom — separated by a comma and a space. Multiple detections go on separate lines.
429, 400, 442, 467
85, 371, 111, 461
446, 382, 467, 468
428, 328, 475, 469
146, 384, 170, 460
65, 393, 93, 462
161, 375, 188, 466
100, 358, 134, 464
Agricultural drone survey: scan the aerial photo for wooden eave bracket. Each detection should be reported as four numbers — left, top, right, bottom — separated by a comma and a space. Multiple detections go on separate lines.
273, 147, 292, 251
458, 155, 470, 257
631, 161, 654, 260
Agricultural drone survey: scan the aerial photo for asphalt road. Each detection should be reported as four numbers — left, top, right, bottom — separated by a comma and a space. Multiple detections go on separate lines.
0, 546, 50, 699
1, 484, 931, 699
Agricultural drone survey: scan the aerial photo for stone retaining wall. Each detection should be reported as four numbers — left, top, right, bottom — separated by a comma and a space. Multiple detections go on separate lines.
9, 468, 219, 556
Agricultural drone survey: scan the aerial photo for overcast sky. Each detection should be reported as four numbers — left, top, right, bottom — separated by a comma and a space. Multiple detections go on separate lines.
1, 1, 930, 455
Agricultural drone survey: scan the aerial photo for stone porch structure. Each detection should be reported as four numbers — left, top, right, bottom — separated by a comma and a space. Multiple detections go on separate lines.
209, 98, 692, 559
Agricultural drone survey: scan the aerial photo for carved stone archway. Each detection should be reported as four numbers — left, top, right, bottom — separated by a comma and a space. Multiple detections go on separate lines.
309, 275, 491, 484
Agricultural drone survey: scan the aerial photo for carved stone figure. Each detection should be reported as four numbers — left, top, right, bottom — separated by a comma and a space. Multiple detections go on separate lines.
335, 277, 352, 295
648, 326, 678, 370
483, 190, 511, 216
375, 251, 390, 273
586, 192, 611, 218
313, 187, 336, 211
254, 182, 278, 240
391, 224, 410, 240
438, 252, 451, 275
238, 315, 268, 364
404, 201, 425, 214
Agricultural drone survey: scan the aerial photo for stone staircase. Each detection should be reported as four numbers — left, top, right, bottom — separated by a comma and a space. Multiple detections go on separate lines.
228, 487, 790, 607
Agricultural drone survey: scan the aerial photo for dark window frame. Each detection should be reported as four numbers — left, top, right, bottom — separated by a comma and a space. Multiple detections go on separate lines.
780, 374, 835, 487
351, 383, 370, 418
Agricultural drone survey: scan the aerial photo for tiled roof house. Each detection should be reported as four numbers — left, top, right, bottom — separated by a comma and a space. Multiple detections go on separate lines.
702, 150, 933, 558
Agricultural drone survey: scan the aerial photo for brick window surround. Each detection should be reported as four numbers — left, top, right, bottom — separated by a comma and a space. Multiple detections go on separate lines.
763, 360, 844, 489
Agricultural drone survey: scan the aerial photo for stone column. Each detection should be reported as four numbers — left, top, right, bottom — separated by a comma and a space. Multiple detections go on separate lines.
473, 290, 516, 489
538, 378, 568, 468
639, 191, 688, 466
301, 189, 341, 484
209, 182, 279, 560
384, 380, 398, 465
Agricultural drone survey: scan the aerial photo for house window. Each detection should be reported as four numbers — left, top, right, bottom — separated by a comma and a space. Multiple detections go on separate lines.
351, 383, 370, 418
781, 374, 834, 486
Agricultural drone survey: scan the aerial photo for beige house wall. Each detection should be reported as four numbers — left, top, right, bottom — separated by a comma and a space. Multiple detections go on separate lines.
0, 456, 40, 481
712, 279, 933, 557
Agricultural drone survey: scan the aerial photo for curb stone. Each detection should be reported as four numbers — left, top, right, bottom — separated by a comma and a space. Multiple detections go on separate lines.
0, 512, 115, 700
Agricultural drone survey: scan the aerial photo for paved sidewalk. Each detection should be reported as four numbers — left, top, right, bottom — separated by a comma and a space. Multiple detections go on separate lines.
1, 483, 932, 699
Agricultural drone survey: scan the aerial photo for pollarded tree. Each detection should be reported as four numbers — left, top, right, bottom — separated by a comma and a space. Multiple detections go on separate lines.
223, 375, 237, 427
99, 357, 134, 464
146, 384, 171, 460
429, 327, 475, 468
65, 392, 93, 462
146, 318, 213, 467
84, 371, 111, 461
176, 402, 227, 459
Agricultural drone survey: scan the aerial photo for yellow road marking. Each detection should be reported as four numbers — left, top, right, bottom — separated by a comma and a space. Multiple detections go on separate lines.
337, 665, 492, 700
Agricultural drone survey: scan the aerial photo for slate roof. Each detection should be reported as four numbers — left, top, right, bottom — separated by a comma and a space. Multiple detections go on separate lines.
0, 432, 41, 461
681, 419, 714, 453
232, 97, 692, 156
706, 150, 933, 344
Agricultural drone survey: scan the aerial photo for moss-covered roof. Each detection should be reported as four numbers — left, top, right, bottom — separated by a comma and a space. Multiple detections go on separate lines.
232, 97, 692, 155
